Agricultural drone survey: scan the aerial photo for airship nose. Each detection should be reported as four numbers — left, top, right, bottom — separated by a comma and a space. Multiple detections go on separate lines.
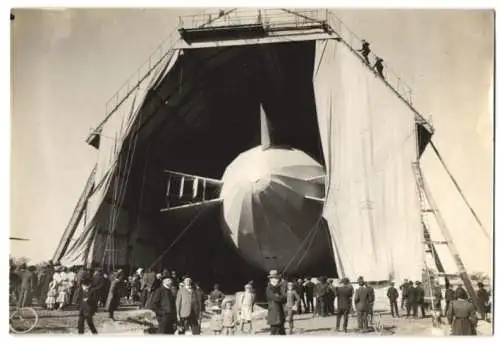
253, 176, 271, 192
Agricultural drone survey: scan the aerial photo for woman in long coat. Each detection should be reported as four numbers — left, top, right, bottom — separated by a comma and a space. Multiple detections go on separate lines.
447, 288, 478, 335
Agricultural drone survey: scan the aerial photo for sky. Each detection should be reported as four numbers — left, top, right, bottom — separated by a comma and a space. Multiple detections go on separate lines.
10, 8, 494, 274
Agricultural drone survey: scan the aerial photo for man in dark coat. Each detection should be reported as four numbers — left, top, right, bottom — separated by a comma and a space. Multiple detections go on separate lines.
303, 277, 315, 314
106, 270, 124, 320
432, 280, 443, 314
266, 270, 287, 335
366, 281, 375, 324
295, 279, 305, 314
335, 277, 353, 333
37, 262, 54, 308
476, 282, 490, 320
78, 278, 98, 334
444, 284, 456, 322
415, 281, 426, 318
399, 279, 409, 311
141, 269, 157, 309
406, 281, 417, 318
315, 277, 328, 317
354, 277, 371, 333
91, 268, 106, 307
387, 282, 399, 317
17, 264, 36, 307
151, 277, 177, 334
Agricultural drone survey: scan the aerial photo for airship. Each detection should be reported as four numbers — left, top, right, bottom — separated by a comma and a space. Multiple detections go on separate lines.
163, 106, 332, 275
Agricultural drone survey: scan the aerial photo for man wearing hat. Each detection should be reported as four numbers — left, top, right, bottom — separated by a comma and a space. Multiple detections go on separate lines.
354, 277, 370, 333
335, 277, 353, 333
386, 282, 400, 318
151, 277, 177, 334
406, 281, 417, 318
399, 279, 409, 311
176, 277, 202, 335
477, 282, 490, 320
266, 270, 287, 335
415, 281, 426, 318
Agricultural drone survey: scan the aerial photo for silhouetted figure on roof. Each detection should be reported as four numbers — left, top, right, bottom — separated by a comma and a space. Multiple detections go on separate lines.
357, 40, 371, 65
374, 57, 384, 79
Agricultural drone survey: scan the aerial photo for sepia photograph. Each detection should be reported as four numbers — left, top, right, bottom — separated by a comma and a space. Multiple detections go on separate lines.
8, 3, 494, 337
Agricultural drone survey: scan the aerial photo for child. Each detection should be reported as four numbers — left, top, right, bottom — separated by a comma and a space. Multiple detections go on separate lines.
210, 305, 223, 335
45, 281, 57, 310
239, 284, 255, 334
222, 301, 235, 335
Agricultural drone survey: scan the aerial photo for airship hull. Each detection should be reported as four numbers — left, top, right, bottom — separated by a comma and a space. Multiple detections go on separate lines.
220, 146, 331, 275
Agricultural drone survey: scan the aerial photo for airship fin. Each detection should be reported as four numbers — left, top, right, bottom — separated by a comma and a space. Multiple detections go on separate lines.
160, 198, 222, 212
260, 103, 272, 149
304, 195, 325, 203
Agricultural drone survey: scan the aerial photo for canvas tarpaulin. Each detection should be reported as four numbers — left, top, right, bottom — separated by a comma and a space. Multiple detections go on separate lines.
314, 40, 423, 282
59, 49, 181, 266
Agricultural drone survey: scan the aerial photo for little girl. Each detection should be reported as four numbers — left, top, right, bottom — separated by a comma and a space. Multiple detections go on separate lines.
210, 305, 223, 335
45, 281, 57, 310
239, 284, 255, 334
222, 301, 235, 335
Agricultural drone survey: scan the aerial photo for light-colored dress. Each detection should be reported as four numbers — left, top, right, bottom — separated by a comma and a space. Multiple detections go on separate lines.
56, 272, 70, 305
239, 291, 255, 322
211, 313, 223, 332
45, 282, 57, 309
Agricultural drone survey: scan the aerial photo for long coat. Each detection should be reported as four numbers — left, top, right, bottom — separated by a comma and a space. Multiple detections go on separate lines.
266, 284, 286, 326
176, 287, 202, 319
105, 278, 122, 311
336, 286, 353, 311
447, 299, 477, 335
354, 286, 371, 312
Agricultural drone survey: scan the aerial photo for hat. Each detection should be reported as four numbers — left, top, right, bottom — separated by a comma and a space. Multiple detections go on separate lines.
341, 277, 350, 284
408, 281, 414, 285
268, 270, 281, 278
357, 276, 365, 283
136, 268, 144, 274
415, 281, 421, 285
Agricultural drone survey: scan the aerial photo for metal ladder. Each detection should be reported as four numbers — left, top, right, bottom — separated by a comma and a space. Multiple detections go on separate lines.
412, 162, 483, 313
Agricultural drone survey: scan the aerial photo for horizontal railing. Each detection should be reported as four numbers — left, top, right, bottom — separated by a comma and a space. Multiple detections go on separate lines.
98, 8, 431, 135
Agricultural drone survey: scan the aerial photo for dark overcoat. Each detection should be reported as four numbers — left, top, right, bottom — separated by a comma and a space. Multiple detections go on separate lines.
266, 284, 286, 326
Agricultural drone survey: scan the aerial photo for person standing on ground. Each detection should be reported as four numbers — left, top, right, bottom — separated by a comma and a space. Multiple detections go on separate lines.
335, 277, 353, 333
78, 278, 98, 335
303, 277, 314, 314
151, 277, 177, 334
354, 277, 370, 333
17, 264, 35, 308
295, 278, 305, 314
399, 279, 409, 311
447, 288, 478, 335
476, 282, 490, 320
406, 281, 417, 318
239, 283, 256, 334
444, 284, 456, 321
176, 277, 202, 335
366, 281, 375, 324
285, 282, 300, 334
415, 281, 426, 318
387, 282, 399, 317
433, 280, 443, 316
106, 270, 124, 321
266, 270, 287, 335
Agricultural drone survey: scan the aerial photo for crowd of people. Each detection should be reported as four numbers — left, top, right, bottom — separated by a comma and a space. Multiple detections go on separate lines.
9, 259, 490, 336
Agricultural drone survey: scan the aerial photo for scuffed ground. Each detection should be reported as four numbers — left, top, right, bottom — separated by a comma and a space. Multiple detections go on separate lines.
11, 303, 492, 336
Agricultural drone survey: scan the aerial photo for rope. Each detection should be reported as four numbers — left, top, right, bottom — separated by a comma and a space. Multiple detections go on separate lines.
148, 204, 210, 270
429, 140, 490, 240
282, 217, 323, 274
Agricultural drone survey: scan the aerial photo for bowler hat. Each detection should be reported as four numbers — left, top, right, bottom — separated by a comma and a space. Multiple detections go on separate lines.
268, 270, 281, 278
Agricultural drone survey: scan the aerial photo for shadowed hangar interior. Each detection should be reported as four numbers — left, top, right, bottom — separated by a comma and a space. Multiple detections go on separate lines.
106, 40, 337, 292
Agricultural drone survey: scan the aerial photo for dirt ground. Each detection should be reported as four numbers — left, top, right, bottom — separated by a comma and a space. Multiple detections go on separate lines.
10, 303, 492, 336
